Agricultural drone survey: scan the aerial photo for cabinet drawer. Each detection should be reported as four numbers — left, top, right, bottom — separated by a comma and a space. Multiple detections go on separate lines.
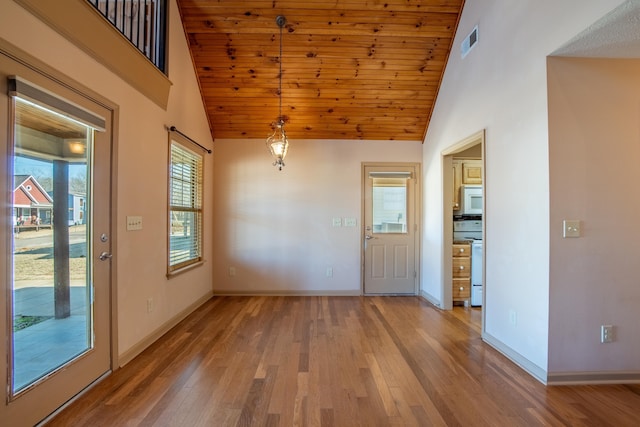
452, 278, 470, 299
453, 279, 470, 299
453, 243, 470, 257
452, 258, 470, 278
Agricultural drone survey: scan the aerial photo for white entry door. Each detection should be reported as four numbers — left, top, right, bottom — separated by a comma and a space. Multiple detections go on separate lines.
363, 164, 420, 294
0, 51, 113, 426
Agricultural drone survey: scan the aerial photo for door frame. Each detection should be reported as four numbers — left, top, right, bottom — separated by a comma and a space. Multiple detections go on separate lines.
0, 38, 119, 422
441, 130, 485, 311
361, 162, 421, 295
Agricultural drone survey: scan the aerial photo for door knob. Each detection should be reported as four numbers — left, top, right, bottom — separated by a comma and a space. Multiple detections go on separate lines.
99, 252, 113, 261
365, 234, 376, 240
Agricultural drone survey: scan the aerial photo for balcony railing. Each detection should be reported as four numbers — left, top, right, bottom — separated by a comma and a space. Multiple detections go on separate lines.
87, 0, 167, 73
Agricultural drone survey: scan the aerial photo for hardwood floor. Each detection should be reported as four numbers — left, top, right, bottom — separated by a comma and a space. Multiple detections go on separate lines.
49, 296, 640, 426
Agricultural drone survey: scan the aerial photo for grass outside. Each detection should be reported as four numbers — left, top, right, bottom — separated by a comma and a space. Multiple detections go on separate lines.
13, 225, 87, 283
13, 315, 53, 332
13, 254, 86, 282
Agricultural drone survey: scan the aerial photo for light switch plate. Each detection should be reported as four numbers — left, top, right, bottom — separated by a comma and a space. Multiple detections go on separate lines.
126, 216, 143, 231
563, 219, 581, 238
344, 217, 357, 227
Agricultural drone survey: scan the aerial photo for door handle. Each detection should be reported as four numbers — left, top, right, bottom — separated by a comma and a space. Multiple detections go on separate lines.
365, 234, 376, 240
99, 252, 113, 261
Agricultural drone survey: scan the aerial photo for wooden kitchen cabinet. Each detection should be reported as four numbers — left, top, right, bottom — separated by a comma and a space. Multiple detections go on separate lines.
452, 161, 462, 210
452, 242, 471, 304
452, 159, 482, 211
462, 160, 482, 184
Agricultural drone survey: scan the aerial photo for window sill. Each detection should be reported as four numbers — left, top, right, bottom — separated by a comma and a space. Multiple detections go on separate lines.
14, 0, 172, 109
166, 259, 205, 278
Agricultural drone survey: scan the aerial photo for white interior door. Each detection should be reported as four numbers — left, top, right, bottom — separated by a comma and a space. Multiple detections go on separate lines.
363, 164, 419, 294
0, 52, 112, 426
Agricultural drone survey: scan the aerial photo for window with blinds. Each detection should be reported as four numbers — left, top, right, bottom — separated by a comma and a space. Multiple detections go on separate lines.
168, 140, 203, 273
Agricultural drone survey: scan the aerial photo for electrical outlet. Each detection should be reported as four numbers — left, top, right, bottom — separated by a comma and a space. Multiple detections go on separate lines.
326, 267, 333, 277
563, 219, 581, 238
147, 298, 154, 313
332, 217, 342, 227
601, 325, 614, 343
229, 266, 236, 277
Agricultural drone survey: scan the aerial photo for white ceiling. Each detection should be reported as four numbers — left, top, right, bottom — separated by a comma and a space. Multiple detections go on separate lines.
552, 0, 640, 58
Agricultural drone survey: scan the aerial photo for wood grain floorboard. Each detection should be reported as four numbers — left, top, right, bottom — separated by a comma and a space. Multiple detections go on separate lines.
47, 296, 640, 426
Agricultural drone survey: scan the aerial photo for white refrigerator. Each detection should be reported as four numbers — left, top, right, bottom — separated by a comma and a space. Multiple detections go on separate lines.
471, 240, 483, 306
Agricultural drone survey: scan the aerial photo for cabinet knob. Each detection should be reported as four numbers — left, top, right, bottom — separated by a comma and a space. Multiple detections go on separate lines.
459, 265, 465, 270
459, 248, 465, 253
459, 287, 464, 291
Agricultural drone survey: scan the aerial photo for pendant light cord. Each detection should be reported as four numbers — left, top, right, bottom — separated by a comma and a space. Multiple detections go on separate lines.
278, 18, 283, 124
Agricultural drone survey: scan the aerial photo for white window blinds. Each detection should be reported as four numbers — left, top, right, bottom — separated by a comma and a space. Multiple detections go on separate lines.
168, 140, 203, 272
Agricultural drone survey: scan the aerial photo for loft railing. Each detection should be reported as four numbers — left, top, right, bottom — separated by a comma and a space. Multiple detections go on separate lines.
86, 0, 167, 73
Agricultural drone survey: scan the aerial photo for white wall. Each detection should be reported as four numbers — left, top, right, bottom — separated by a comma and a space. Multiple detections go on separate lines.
212, 138, 422, 294
0, 0, 214, 362
421, 0, 627, 378
548, 57, 640, 377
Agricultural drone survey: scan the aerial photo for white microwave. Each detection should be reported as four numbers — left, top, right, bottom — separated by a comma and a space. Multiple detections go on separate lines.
462, 185, 483, 215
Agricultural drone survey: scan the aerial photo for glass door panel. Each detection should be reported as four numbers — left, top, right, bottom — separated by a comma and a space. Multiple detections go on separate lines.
11, 98, 93, 396
371, 177, 408, 234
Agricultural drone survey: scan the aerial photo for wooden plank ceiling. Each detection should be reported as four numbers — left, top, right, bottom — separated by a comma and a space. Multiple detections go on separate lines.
177, 0, 465, 141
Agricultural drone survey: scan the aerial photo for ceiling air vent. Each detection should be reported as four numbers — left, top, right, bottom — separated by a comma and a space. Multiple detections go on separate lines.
461, 25, 478, 59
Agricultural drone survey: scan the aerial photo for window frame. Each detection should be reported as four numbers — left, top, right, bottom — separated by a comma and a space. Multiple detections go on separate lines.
167, 132, 204, 276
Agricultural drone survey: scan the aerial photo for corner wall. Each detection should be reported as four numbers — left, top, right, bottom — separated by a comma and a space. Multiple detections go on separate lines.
421, 0, 627, 378
547, 57, 640, 380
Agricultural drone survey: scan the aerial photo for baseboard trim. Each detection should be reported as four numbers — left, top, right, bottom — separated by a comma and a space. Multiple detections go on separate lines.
547, 371, 640, 385
212, 289, 362, 296
420, 290, 443, 309
118, 291, 213, 367
482, 332, 548, 385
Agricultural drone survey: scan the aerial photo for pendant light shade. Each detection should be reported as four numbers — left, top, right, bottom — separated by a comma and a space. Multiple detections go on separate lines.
267, 15, 289, 171
266, 119, 288, 170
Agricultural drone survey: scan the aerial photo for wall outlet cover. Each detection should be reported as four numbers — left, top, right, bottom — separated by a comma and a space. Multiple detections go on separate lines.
601, 325, 614, 343
563, 219, 581, 238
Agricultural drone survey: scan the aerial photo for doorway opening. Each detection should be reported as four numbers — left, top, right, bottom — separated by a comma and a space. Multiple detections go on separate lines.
442, 130, 485, 317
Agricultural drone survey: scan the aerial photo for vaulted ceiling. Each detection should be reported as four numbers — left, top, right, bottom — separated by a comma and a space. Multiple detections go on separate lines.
177, 0, 465, 141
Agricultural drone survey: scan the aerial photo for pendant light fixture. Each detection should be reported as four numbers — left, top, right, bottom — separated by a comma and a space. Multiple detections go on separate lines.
266, 15, 289, 171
